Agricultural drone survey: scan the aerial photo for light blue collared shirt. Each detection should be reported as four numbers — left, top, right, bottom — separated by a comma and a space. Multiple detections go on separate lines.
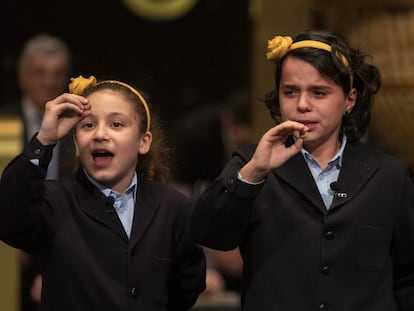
86, 171, 137, 238
301, 135, 347, 209
23, 98, 59, 180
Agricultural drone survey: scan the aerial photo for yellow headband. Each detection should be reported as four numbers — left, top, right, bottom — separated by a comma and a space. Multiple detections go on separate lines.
97, 80, 151, 132
266, 36, 353, 88
69, 75, 151, 132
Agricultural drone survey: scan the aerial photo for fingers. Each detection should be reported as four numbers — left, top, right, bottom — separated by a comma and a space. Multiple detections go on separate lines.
44, 93, 90, 116
247, 120, 308, 176
37, 93, 91, 145
265, 120, 308, 143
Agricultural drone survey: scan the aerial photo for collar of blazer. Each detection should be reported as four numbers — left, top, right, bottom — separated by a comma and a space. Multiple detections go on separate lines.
75, 168, 161, 245
273, 141, 379, 211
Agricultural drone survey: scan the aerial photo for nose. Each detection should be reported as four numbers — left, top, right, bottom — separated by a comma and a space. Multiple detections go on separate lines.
297, 93, 311, 112
94, 124, 109, 141
41, 70, 60, 88
44, 71, 56, 85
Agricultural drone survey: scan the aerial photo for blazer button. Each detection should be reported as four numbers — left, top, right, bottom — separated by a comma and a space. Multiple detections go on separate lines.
226, 177, 236, 192
325, 230, 334, 240
34, 148, 41, 156
130, 287, 138, 297
319, 303, 327, 310
322, 265, 331, 274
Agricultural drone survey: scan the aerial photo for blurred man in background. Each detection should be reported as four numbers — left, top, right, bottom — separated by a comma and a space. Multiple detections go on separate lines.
4, 33, 74, 311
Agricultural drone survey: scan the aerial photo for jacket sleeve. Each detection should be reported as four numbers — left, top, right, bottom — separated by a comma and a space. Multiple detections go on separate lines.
189, 145, 264, 251
169, 238, 206, 310
393, 169, 414, 310
168, 206, 206, 311
0, 135, 54, 250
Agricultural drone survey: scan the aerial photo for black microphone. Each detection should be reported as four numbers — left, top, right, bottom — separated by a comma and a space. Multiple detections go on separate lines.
104, 196, 115, 213
330, 181, 339, 192
330, 182, 347, 198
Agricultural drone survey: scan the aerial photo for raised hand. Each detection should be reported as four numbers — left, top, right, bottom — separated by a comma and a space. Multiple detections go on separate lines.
37, 93, 91, 145
240, 120, 308, 182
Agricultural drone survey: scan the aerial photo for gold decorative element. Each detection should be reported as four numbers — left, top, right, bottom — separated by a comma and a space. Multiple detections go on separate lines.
83, 103, 92, 110
299, 131, 308, 140
266, 36, 293, 60
69, 75, 97, 96
122, 0, 198, 21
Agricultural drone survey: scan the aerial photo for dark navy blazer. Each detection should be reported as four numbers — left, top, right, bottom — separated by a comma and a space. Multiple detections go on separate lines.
0, 136, 206, 311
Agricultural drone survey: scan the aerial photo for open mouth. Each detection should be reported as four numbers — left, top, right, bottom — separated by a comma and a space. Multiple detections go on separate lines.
92, 150, 114, 167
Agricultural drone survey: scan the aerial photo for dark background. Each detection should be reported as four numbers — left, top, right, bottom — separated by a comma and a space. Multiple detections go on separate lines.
0, 0, 253, 136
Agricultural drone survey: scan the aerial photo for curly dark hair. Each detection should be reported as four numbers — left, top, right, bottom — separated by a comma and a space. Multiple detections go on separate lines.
262, 30, 382, 142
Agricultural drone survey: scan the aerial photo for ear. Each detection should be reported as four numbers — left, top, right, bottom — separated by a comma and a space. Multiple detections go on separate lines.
73, 134, 80, 156
345, 88, 357, 113
138, 131, 152, 155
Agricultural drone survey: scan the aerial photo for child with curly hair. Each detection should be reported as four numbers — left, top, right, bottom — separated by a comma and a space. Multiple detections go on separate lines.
189, 30, 414, 311
0, 75, 206, 311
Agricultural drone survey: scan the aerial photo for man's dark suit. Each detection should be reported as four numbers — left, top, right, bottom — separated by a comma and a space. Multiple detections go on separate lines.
0, 101, 76, 179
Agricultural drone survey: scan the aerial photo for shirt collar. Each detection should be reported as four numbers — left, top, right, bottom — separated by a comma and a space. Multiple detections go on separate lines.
22, 96, 43, 138
84, 169, 137, 201
301, 135, 347, 169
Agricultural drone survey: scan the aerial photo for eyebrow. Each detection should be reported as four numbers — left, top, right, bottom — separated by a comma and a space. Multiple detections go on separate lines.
281, 84, 333, 90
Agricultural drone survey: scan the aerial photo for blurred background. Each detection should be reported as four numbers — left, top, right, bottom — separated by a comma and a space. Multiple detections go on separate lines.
0, 0, 253, 136
2, 0, 414, 310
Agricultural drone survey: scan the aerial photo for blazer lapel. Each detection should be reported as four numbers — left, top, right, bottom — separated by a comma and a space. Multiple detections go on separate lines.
330, 142, 379, 209
75, 169, 129, 241
274, 152, 326, 211
271, 141, 379, 212
129, 178, 160, 248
